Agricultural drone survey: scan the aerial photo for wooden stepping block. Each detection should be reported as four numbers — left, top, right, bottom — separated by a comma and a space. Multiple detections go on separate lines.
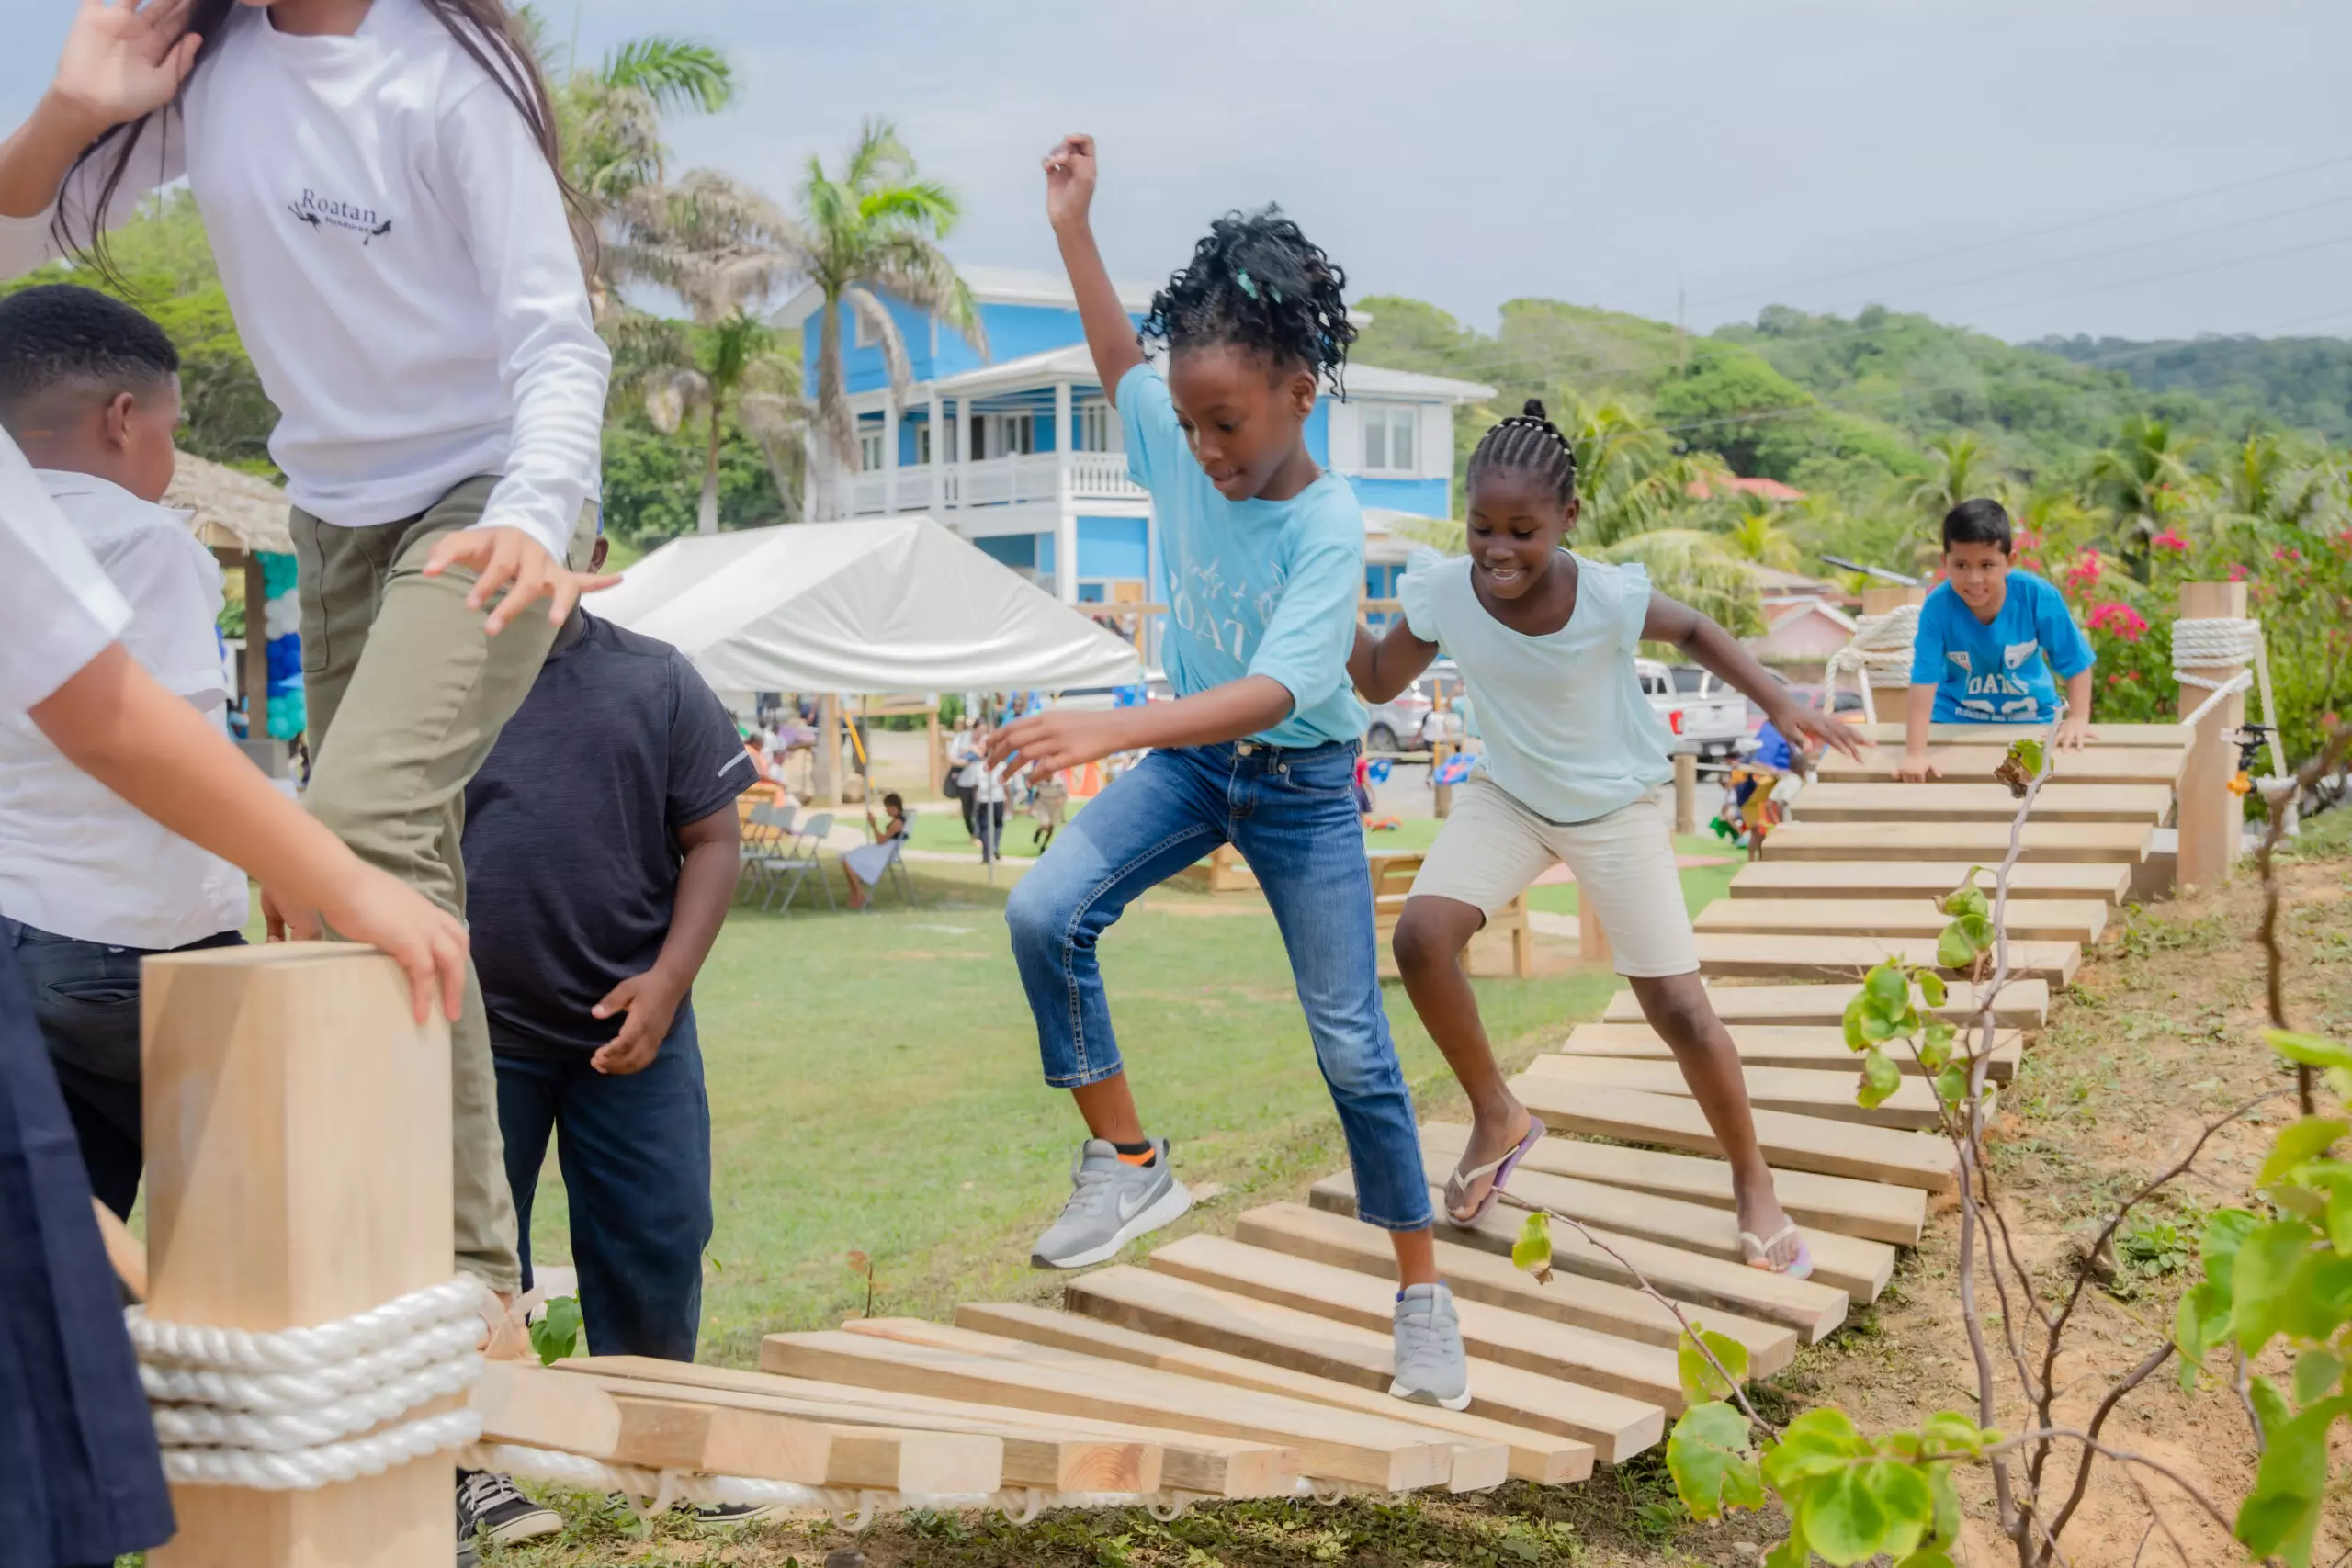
1819, 746, 2186, 786
952, 1303, 1597, 1486
838, 1319, 1507, 1495
1522, 1053, 1942, 1134
1310, 1174, 1847, 1345
1849, 721, 2190, 748
1551, 1022, 2022, 1084
1148, 1234, 1689, 1411
1511, 1081, 1960, 1191
762, 1329, 1455, 1493
1695, 898, 2109, 945
1694, 931, 2080, 985
1233, 1200, 1797, 1371
568, 1356, 1284, 1499
1064, 1264, 1664, 1464
1791, 782, 2174, 825
1760, 821, 2153, 863
1729, 861, 2132, 904
1604, 980, 2047, 1029
1423, 1122, 1928, 1246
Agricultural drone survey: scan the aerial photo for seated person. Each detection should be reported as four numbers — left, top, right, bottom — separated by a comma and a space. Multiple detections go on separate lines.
842, 792, 910, 909
1900, 499, 2094, 781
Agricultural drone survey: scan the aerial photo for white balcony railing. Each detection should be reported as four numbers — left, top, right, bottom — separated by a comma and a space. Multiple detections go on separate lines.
820, 450, 1146, 520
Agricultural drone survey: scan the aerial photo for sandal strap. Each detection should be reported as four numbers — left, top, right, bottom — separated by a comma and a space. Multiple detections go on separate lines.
1738, 1222, 1801, 1257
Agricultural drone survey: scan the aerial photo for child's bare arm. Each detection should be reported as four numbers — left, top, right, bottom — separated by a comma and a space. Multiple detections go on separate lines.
1641, 591, 1864, 761
1349, 619, 1440, 705
1897, 685, 1939, 781
1044, 135, 1145, 402
2055, 669, 2095, 750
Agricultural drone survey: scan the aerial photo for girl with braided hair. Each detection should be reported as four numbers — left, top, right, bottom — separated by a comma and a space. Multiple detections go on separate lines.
1351, 400, 1865, 1278
990, 135, 1469, 1409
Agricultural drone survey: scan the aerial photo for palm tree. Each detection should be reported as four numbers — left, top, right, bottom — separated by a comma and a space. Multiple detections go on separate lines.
618, 309, 807, 536
1717, 496, 1801, 572
2086, 415, 2199, 581
1908, 434, 2001, 521
1547, 392, 1730, 547
1599, 529, 1764, 639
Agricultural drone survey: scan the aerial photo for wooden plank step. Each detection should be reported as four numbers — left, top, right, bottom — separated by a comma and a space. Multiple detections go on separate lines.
1761, 821, 2153, 863
1424, 1122, 1928, 1246
1064, 1264, 1664, 1464
1511, 1081, 1960, 1192
762, 1329, 1457, 1493
1552, 1022, 2022, 1084
1604, 980, 2047, 1029
1234, 1201, 1798, 1370
1849, 721, 2190, 748
1522, 1052, 1941, 1133
565, 1356, 1285, 1499
1729, 861, 2132, 904
1148, 1234, 1689, 1411
952, 1303, 1596, 1486
1310, 1174, 1847, 1344
1694, 931, 2079, 985
1695, 898, 2109, 944
1819, 746, 2186, 786
1791, 782, 2173, 825
839, 1319, 1506, 1495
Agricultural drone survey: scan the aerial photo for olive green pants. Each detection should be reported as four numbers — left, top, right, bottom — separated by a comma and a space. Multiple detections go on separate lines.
291, 478, 594, 1292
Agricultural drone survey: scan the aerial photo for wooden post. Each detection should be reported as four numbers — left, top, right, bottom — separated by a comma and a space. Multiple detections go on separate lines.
242, 554, 268, 738
1672, 752, 1698, 836
816, 694, 840, 807
1430, 740, 1453, 820
1856, 586, 1928, 721
144, 943, 452, 1568
2176, 581, 2249, 893
1577, 893, 1611, 966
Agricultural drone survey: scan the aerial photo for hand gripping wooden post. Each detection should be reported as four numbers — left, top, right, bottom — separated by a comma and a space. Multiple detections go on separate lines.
2174, 581, 2249, 893
144, 942, 455, 1568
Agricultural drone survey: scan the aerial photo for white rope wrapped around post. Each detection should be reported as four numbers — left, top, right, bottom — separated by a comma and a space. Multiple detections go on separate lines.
2172, 616, 2286, 781
1823, 602, 1921, 724
130, 1274, 487, 1491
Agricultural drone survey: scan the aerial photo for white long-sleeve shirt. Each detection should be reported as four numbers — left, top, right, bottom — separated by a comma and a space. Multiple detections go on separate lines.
0, 434, 130, 717
0, 0, 609, 565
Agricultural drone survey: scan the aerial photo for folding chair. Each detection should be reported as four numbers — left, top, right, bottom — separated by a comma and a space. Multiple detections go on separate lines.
869, 836, 917, 910
766, 811, 837, 913
739, 802, 796, 904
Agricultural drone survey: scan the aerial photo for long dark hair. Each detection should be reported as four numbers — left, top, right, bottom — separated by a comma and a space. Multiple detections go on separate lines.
58, 0, 587, 282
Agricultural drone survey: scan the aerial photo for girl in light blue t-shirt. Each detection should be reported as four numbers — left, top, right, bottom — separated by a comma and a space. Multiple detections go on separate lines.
1351, 401, 1864, 1278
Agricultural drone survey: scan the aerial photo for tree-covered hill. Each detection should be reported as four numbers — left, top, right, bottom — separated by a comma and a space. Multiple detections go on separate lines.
2031, 333, 2352, 444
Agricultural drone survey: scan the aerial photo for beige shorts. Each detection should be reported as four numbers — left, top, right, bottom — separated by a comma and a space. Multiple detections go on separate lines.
1411, 777, 1698, 978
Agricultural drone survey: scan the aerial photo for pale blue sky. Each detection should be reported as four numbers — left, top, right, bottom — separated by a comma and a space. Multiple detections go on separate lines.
7, 0, 2347, 343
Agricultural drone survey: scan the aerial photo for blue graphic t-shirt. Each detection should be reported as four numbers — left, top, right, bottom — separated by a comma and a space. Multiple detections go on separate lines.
1909, 570, 2095, 723
1118, 363, 1367, 746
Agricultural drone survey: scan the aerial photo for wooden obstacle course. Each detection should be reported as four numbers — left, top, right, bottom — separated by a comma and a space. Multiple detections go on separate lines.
1544, 1022, 2022, 1083
1522, 1052, 1943, 1133
1606, 979, 2047, 1028
1759, 819, 2154, 863
1725, 859, 2132, 902
1170, 843, 1260, 894
1789, 781, 2174, 824
1817, 745, 2188, 786
1694, 897, 2109, 944
1692, 931, 2081, 985
1511, 1080, 1961, 1192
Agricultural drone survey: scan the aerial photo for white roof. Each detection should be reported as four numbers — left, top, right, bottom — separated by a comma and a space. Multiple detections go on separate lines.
771, 264, 1160, 330
594, 517, 1144, 694
921, 344, 1494, 404
1337, 364, 1496, 403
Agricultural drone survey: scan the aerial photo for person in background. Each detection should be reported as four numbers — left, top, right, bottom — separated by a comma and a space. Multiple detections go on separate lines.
1029, 770, 1069, 851
0, 285, 250, 1221
1899, 499, 2095, 780
455, 536, 757, 1549
963, 728, 1010, 863
945, 716, 981, 840
842, 791, 910, 909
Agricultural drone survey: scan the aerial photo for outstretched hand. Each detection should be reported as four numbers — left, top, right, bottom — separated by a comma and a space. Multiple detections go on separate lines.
51, 0, 201, 130
1042, 134, 1097, 231
1782, 705, 1867, 764
423, 526, 617, 636
989, 707, 1127, 778
315, 868, 469, 1026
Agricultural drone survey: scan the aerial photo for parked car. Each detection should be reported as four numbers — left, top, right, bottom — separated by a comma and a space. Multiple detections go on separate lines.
1749, 681, 1870, 732
1363, 660, 1466, 751
1638, 659, 1746, 759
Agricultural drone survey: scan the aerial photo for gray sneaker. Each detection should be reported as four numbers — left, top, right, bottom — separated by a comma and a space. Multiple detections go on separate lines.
1030, 1137, 1192, 1269
1390, 1281, 1472, 1410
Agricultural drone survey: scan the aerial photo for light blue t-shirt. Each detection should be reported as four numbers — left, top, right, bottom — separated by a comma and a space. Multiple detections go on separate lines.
1909, 570, 2095, 724
1119, 363, 1367, 747
1397, 549, 1673, 824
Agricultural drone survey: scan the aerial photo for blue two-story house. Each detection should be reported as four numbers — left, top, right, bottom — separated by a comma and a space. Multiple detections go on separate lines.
772, 265, 1495, 627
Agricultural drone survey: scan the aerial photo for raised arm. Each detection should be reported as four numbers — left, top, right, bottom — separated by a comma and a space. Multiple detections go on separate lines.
1349, 618, 1440, 705
1044, 135, 1145, 402
1641, 591, 1865, 762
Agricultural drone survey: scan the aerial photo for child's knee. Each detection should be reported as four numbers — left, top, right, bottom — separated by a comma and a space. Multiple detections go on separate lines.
1003, 874, 1069, 956
1640, 976, 1714, 1042
1391, 906, 1466, 976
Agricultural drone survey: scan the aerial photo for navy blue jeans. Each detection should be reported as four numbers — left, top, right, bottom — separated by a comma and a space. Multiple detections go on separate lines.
1004, 740, 1432, 1232
493, 1002, 713, 1361
2, 919, 244, 1220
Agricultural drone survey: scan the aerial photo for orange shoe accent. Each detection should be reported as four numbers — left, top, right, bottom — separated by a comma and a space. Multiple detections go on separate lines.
1115, 1148, 1158, 1167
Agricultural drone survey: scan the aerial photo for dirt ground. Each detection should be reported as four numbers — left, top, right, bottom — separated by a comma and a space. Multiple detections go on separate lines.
495, 814, 2352, 1568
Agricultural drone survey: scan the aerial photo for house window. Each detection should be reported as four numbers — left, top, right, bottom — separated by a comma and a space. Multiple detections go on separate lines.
1076, 399, 1118, 453
915, 423, 932, 465
853, 304, 876, 349
858, 431, 884, 472
1359, 403, 1417, 476
978, 412, 1035, 458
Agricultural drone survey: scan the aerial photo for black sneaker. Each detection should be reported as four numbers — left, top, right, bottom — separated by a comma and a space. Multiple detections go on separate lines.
680, 1498, 784, 1527
457, 1469, 563, 1548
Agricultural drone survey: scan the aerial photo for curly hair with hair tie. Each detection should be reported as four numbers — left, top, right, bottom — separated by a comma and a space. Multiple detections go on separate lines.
1138, 206, 1358, 393
1467, 398, 1580, 505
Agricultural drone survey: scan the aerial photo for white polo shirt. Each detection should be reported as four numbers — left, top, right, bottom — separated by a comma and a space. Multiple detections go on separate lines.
0, 467, 250, 948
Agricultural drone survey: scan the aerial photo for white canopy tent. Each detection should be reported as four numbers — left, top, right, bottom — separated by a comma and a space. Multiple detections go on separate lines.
594, 516, 1144, 694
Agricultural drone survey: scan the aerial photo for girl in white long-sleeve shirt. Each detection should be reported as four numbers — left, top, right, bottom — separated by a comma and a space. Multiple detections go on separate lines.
0, 0, 610, 1340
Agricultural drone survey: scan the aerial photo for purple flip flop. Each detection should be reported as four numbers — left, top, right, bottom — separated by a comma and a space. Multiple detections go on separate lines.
1740, 1222, 1815, 1280
1443, 1116, 1548, 1227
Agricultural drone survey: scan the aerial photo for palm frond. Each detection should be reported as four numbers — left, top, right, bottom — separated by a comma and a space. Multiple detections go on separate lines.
842, 118, 913, 193
866, 241, 989, 358
644, 367, 711, 435
598, 38, 733, 114
842, 286, 913, 406
1600, 528, 1764, 638
858, 181, 960, 236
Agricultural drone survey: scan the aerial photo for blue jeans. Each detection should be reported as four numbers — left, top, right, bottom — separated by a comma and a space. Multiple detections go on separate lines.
492, 1003, 713, 1360
1005, 741, 1431, 1232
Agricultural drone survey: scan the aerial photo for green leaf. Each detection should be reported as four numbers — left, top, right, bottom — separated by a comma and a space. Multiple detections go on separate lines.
1936, 922, 1979, 971
1842, 999, 1872, 1053
2235, 1393, 2347, 1568
1799, 1466, 1897, 1566
1765, 1524, 1813, 1568
1858, 1049, 1902, 1110
1916, 971, 1949, 1008
2175, 1279, 2233, 1384
1917, 1411, 1996, 1457
2259, 1118, 2349, 1187
1933, 1063, 1969, 1106
2284, 1253, 2352, 1341
2320, 1168, 2352, 1253
1510, 1209, 1553, 1281
2232, 1221, 2317, 1357
2199, 1208, 2261, 1284
2267, 1030, 2352, 1071
1860, 1005, 1905, 1043
1762, 1407, 1866, 1489
529, 1295, 584, 1366
1665, 1401, 1761, 1519
2008, 738, 2044, 779
1860, 1460, 1937, 1561
2291, 1348, 2344, 1407
1864, 962, 1910, 1012
1677, 1325, 1752, 1404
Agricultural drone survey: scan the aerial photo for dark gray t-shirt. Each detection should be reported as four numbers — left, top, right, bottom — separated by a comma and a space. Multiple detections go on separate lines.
463, 612, 753, 1055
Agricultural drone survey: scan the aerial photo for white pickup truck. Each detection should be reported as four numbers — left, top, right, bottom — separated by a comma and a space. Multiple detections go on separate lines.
1635, 659, 1747, 761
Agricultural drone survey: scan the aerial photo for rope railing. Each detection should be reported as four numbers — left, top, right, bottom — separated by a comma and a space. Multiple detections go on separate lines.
1823, 602, 1920, 724
2172, 616, 2286, 784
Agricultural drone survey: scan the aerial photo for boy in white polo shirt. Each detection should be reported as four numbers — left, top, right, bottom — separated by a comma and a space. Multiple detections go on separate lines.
0, 284, 249, 1218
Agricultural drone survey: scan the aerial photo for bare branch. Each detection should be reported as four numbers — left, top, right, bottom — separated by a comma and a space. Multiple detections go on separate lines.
2255, 723, 2352, 1114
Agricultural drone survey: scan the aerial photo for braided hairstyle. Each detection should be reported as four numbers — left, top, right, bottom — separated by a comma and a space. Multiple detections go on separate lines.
1468, 399, 1580, 506
1139, 207, 1357, 391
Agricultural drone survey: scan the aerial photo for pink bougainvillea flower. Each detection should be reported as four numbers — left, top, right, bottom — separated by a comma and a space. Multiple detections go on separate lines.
2064, 553, 2103, 590
2228, 563, 2250, 581
2150, 529, 2189, 553
2085, 602, 2149, 643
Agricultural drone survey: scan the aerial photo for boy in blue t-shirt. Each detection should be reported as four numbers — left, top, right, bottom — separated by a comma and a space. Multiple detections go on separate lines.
989, 135, 1468, 1411
1899, 499, 2096, 781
